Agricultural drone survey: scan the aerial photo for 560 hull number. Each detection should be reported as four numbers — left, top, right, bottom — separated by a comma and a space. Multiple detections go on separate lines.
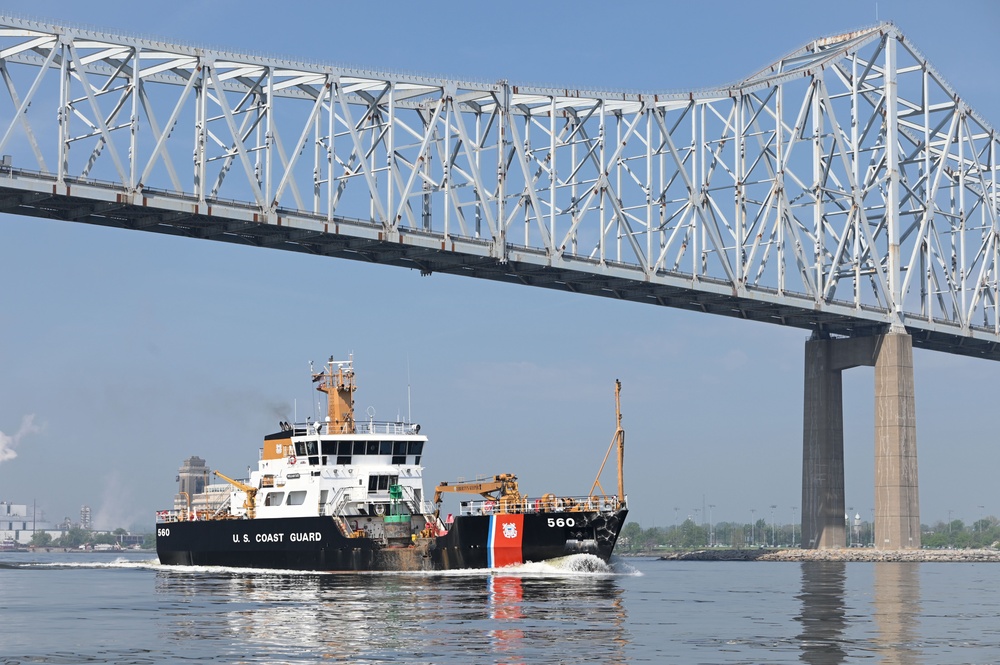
547, 517, 575, 527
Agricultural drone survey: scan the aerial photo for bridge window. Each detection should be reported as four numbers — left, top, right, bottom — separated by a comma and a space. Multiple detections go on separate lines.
408, 441, 423, 463
392, 441, 407, 464
334, 443, 353, 464
366, 441, 379, 455
294, 441, 319, 457
354, 441, 365, 455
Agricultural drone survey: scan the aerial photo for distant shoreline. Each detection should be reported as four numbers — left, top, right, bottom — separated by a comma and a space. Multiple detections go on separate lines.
652, 548, 1000, 562
1, 547, 156, 554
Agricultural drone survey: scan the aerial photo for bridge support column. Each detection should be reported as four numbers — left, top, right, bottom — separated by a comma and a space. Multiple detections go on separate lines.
801, 332, 919, 549
802, 336, 852, 549
874, 333, 921, 549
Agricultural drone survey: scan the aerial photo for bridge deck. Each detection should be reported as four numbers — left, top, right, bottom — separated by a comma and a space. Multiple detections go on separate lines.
3, 171, 996, 360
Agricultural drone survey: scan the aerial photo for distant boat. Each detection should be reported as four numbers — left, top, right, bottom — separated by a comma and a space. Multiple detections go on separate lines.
156, 355, 628, 571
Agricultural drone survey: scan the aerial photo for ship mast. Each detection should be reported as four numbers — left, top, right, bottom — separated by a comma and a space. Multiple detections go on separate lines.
614, 379, 625, 504
313, 356, 356, 434
589, 379, 626, 505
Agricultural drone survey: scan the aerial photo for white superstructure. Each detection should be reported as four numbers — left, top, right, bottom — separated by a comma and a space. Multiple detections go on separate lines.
238, 419, 431, 521
163, 357, 440, 539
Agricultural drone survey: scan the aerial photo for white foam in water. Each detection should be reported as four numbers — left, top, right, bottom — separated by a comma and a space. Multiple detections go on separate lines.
25, 557, 161, 569
20, 553, 642, 577
511, 553, 612, 575
515, 553, 642, 576
169, 553, 644, 577
410, 553, 641, 578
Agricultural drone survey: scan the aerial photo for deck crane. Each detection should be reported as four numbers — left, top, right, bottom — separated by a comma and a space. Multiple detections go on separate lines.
213, 470, 258, 519
432, 473, 525, 518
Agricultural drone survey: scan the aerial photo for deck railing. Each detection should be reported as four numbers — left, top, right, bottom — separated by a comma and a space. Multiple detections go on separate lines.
456, 495, 623, 516
287, 420, 421, 436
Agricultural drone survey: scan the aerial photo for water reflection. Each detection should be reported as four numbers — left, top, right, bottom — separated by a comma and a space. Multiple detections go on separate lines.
489, 576, 525, 664
873, 563, 922, 665
796, 561, 847, 665
154, 568, 628, 664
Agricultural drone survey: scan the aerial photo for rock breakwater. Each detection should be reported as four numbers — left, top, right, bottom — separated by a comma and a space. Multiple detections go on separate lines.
657, 548, 1000, 562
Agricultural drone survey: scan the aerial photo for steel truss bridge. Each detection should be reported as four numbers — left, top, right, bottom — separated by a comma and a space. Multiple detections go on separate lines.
0, 17, 998, 358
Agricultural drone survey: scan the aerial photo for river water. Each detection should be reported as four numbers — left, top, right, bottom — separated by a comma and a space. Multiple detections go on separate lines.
1, 552, 998, 664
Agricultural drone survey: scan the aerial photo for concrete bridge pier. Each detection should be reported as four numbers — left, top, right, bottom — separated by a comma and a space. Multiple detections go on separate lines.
801, 331, 920, 550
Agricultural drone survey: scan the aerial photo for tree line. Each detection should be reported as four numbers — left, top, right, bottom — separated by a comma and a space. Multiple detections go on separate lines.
28, 528, 153, 549
620, 515, 1000, 551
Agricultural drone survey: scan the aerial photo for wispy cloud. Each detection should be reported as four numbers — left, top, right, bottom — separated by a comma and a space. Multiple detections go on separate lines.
0, 414, 42, 465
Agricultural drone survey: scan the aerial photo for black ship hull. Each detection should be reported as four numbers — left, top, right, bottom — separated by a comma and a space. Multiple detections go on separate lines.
156, 509, 627, 572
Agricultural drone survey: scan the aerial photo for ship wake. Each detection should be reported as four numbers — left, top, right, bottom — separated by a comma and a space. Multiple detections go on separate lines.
510, 553, 641, 576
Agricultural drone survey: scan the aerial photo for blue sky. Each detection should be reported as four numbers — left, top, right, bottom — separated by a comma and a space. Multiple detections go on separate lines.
0, 0, 998, 532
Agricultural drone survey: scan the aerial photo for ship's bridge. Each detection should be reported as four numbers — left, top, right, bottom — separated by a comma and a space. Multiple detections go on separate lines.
263, 420, 425, 466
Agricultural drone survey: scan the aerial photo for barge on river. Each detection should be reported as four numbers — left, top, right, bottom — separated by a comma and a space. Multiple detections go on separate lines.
155, 356, 627, 571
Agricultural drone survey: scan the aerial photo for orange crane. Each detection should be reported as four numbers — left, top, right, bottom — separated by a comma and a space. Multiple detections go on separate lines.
213, 470, 258, 519
433, 473, 526, 517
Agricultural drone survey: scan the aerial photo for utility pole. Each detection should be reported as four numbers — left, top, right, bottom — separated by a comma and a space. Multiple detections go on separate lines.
770, 505, 777, 546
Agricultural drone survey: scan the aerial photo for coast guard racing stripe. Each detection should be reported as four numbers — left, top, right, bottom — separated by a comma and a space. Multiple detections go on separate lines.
487, 514, 524, 568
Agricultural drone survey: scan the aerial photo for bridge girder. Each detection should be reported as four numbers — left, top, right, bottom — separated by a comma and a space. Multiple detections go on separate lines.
2, 180, 993, 359
0, 17, 997, 356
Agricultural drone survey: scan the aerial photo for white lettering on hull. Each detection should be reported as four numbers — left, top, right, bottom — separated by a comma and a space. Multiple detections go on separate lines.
256, 533, 284, 543
230, 532, 323, 544
290, 532, 322, 542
